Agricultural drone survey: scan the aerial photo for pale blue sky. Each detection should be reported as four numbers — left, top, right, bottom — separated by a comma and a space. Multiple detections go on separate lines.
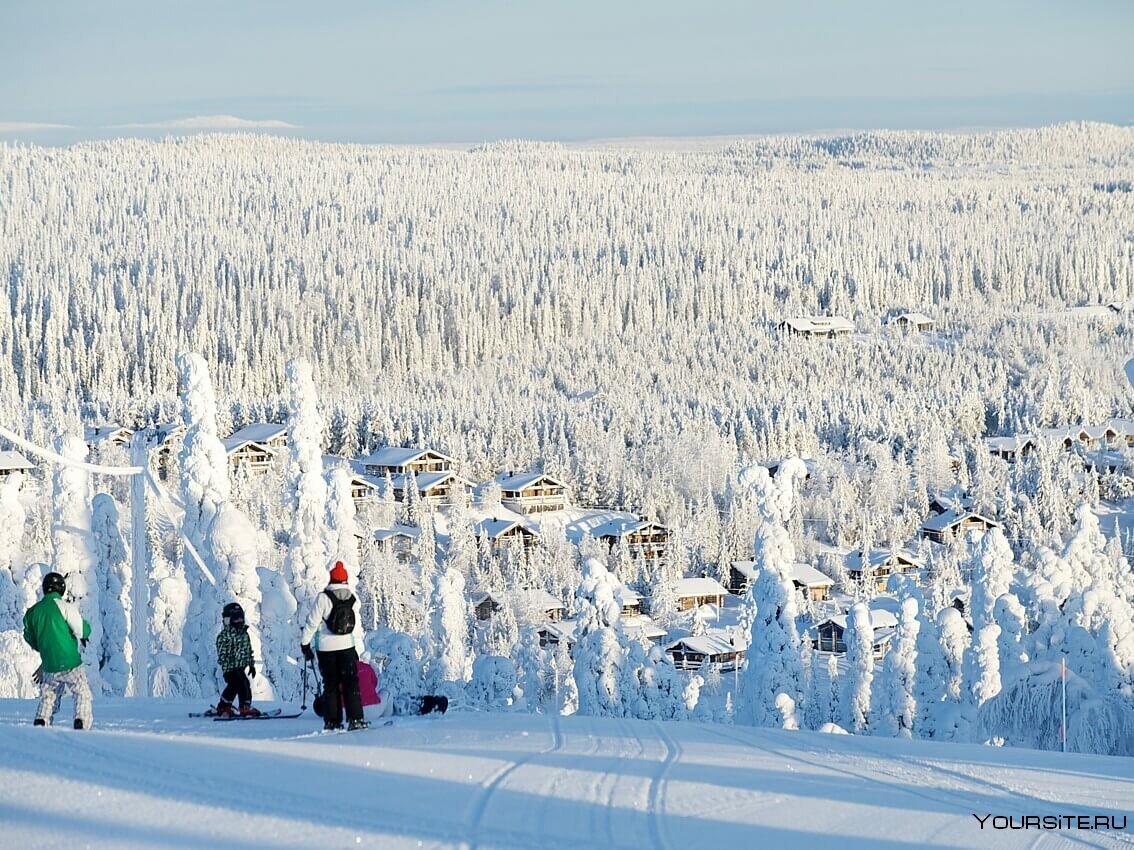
1, 0, 1131, 143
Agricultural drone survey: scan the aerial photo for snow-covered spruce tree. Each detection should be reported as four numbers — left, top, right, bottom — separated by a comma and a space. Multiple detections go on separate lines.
466, 654, 518, 709
514, 625, 550, 712
841, 602, 874, 735
553, 639, 578, 715
370, 630, 425, 703
0, 471, 27, 631
325, 466, 360, 582
52, 433, 102, 694
978, 658, 1134, 756
445, 488, 477, 579
427, 565, 471, 690
177, 353, 267, 697
969, 527, 1014, 633
572, 556, 632, 717
283, 358, 329, 612
741, 470, 804, 727
937, 606, 968, 703
994, 593, 1029, 676
963, 620, 1002, 710
91, 494, 131, 696
873, 596, 920, 738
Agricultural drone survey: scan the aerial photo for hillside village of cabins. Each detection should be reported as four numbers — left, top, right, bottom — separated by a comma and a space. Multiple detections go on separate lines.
9, 402, 1134, 680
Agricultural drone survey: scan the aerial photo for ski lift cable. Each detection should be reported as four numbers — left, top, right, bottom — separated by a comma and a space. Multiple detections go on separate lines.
0, 423, 217, 586
0, 424, 144, 475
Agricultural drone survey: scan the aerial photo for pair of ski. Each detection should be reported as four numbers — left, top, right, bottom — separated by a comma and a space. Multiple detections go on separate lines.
190, 695, 449, 721
188, 708, 301, 721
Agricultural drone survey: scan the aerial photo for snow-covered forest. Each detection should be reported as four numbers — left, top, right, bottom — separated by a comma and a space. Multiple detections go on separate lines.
2, 122, 1134, 756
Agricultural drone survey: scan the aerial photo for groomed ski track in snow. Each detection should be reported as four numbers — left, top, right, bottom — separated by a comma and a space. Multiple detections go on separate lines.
1, 701, 1132, 850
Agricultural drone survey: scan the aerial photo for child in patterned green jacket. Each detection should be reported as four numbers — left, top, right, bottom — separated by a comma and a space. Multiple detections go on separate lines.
214, 602, 260, 717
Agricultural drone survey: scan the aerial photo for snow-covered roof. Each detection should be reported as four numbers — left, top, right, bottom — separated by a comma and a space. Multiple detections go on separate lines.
221, 437, 278, 456
985, 434, 1035, 453
622, 615, 667, 641
360, 446, 453, 468
483, 589, 564, 613
0, 450, 34, 472
84, 424, 134, 445
673, 577, 729, 599
228, 422, 286, 444
1109, 418, 1134, 437
394, 469, 473, 492
373, 525, 419, 543
475, 517, 538, 540
590, 517, 668, 539
667, 629, 748, 656
780, 315, 854, 334
921, 509, 999, 533
886, 312, 933, 325
497, 471, 568, 493
153, 422, 186, 443
616, 586, 643, 605
844, 549, 923, 572
818, 609, 899, 633
731, 560, 834, 587
789, 562, 836, 587
538, 619, 579, 644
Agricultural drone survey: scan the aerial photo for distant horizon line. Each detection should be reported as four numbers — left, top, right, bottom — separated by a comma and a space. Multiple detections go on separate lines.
1, 117, 1132, 152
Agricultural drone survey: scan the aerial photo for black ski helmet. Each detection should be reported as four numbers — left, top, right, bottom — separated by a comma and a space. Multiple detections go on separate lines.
222, 601, 245, 627
42, 572, 66, 596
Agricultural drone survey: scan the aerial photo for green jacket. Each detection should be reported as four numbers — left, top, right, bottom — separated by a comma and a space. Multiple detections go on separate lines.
23, 592, 90, 673
216, 625, 253, 673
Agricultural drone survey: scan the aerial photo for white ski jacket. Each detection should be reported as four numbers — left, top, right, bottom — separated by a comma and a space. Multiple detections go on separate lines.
300, 583, 364, 654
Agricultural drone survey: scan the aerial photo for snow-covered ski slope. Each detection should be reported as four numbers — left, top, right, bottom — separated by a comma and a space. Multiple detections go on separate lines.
1, 700, 1131, 850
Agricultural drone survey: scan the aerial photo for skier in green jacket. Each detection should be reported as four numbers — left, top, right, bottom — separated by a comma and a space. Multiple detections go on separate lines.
23, 571, 93, 729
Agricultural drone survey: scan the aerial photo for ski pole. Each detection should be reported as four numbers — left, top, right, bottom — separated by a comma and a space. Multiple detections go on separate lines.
301, 657, 309, 711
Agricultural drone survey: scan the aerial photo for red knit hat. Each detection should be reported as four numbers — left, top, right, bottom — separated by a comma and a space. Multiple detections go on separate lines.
329, 560, 348, 584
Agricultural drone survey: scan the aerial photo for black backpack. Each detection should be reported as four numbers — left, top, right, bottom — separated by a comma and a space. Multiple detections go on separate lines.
323, 590, 356, 636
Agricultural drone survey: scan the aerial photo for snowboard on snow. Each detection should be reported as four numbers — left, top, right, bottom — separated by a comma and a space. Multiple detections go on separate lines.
188, 708, 302, 720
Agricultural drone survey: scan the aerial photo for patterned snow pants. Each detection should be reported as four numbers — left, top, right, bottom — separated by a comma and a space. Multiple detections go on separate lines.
37, 667, 93, 728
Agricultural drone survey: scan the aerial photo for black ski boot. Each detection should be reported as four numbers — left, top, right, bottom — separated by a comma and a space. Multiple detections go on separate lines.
348, 718, 370, 731
33, 718, 45, 727
74, 719, 84, 730
323, 721, 343, 731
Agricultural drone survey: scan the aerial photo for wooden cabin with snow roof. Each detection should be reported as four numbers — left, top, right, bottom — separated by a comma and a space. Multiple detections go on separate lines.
152, 422, 186, 480
222, 437, 277, 474
885, 312, 935, 332
666, 630, 747, 672
372, 526, 419, 564
921, 509, 1000, 544
729, 560, 834, 601
594, 517, 669, 562
812, 609, 898, 658
778, 316, 854, 338
84, 424, 135, 451
228, 422, 288, 451
360, 447, 453, 478
843, 549, 924, 593
392, 470, 474, 508
472, 589, 565, 623
0, 450, 34, 486
672, 577, 729, 611
474, 517, 540, 551
498, 472, 569, 514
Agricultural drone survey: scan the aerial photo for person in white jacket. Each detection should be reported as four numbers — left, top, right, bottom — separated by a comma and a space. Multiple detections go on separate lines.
301, 561, 368, 731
